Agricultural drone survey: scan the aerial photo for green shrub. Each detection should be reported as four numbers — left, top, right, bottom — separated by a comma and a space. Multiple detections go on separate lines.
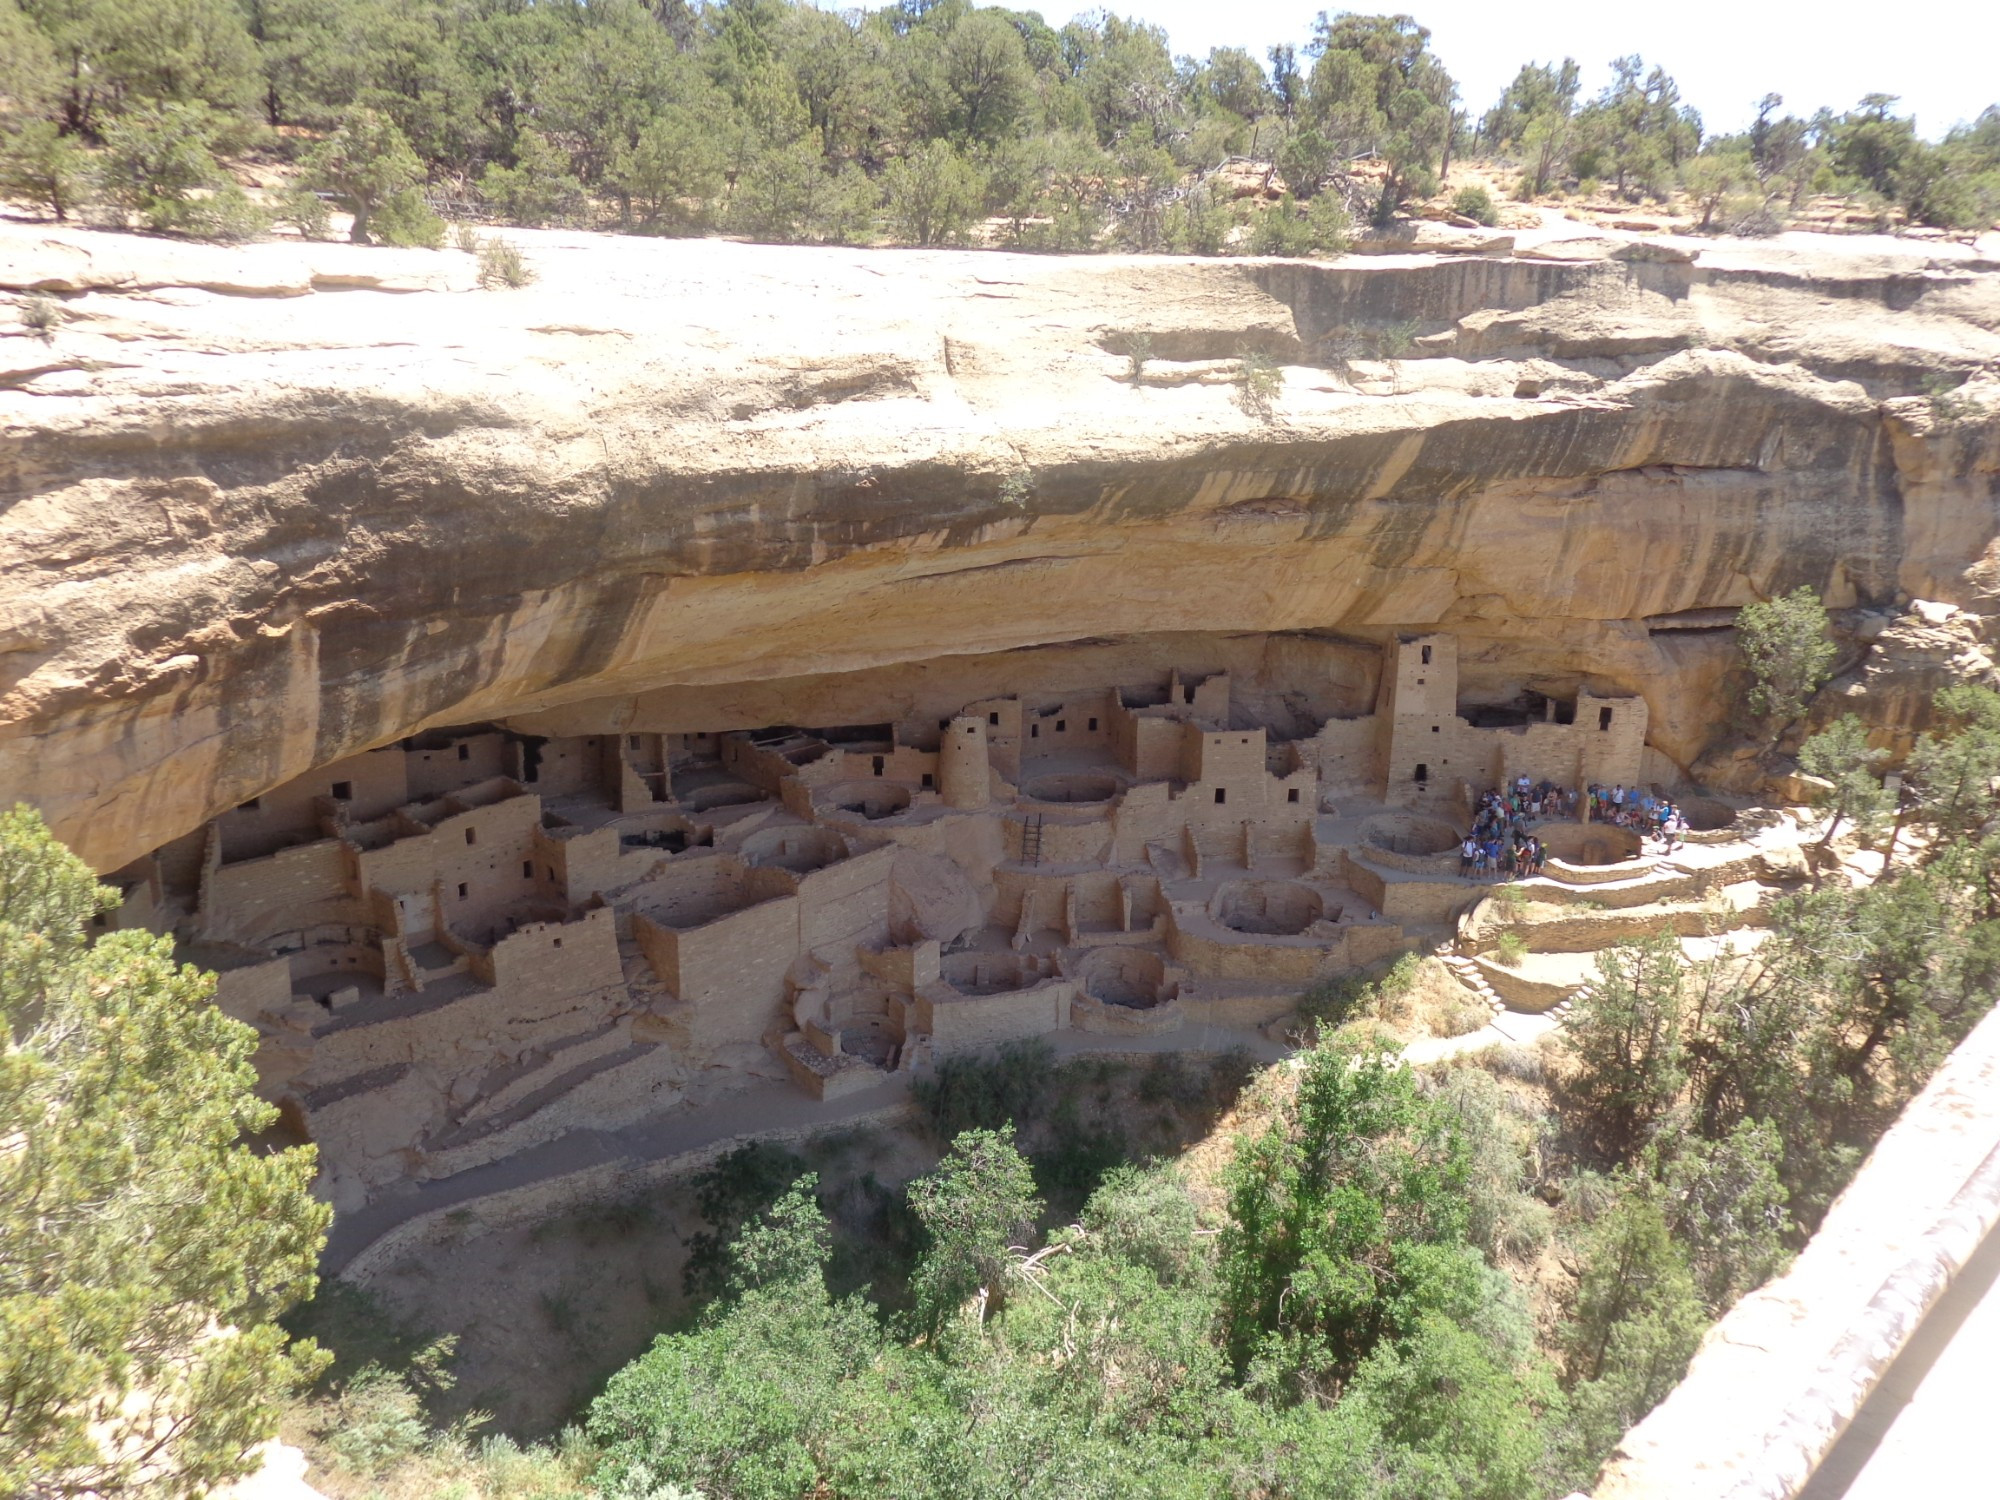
1372, 317, 1422, 359
1450, 183, 1499, 224
996, 467, 1035, 508
1233, 348, 1283, 420
477, 235, 534, 286
374, 188, 446, 248
1118, 331, 1154, 383
275, 185, 332, 240
911, 1038, 1053, 1140
1298, 951, 1418, 1034
1247, 189, 1351, 256
1924, 371, 1973, 424
682, 1141, 812, 1301
1494, 932, 1528, 967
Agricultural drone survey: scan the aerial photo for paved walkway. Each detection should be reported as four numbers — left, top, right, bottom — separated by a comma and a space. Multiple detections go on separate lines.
1797, 1220, 2000, 1500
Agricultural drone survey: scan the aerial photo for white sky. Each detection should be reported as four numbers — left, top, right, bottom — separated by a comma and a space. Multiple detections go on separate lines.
994, 0, 2000, 139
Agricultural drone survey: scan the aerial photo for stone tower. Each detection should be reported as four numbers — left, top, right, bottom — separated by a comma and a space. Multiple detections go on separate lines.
938, 714, 991, 809
1378, 633, 1456, 805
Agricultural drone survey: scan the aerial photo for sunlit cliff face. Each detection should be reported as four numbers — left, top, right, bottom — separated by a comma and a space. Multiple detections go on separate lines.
2, 221, 1996, 871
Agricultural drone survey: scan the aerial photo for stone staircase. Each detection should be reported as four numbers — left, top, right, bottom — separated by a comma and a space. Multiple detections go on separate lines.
1440, 953, 1579, 1027
1550, 981, 1582, 1024
1441, 954, 1507, 1018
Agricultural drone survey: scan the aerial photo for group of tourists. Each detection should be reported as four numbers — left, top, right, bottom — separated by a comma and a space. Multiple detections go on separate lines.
1586, 783, 1689, 850
1457, 780, 1555, 880
1449, 775, 1694, 882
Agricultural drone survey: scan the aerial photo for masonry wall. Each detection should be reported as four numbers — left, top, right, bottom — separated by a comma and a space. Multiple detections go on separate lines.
635, 896, 799, 1046
1165, 909, 1400, 982
1340, 853, 1477, 926
1380, 634, 1460, 806
219, 748, 408, 861
515, 735, 607, 798
798, 846, 896, 952
1577, 692, 1650, 787
1017, 690, 1115, 766
406, 733, 511, 800
959, 695, 1024, 782
353, 792, 543, 939
212, 954, 296, 1023
483, 906, 624, 998
1115, 710, 1185, 782
1009, 811, 1114, 866
915, 979, 1074, 1052
202, 839, 358, 946
1308, 716, 1380, 791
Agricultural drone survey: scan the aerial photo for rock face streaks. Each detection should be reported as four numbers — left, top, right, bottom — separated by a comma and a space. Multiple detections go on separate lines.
2, 224, 1997, 872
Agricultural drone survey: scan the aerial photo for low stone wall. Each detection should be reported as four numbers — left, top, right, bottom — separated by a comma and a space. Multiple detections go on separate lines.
913, 979, 1073, 1053
1357, 843, 1461, 877
1473, 956, 1571, 1013
1183, 989, 1312, 1028
1343, 856, 1480, 927
1069, 991, 1186, 1035
1545, 856, 1649, 886
1468, 902, 1764, 955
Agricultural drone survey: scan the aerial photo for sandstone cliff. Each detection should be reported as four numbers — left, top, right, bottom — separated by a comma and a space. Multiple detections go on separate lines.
2, 222, 1997, 872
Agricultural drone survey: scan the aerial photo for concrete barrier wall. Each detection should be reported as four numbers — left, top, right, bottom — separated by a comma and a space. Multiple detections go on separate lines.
1590, 997, 2000, 1500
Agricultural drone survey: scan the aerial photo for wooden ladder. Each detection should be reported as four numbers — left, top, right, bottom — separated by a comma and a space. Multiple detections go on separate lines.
1021, 814, 1044, 866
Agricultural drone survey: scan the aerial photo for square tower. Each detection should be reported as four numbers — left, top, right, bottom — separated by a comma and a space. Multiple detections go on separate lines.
1378, 634, 1456, 805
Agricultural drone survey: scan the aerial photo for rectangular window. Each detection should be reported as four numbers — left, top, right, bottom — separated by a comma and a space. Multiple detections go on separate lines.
1421, 644, 1432, 665
1414, 764, 1429, 783
1214, 787, 1227, 805
523, 861, 534, 879
872, 756, 885, 776
1056, 720, 1066, 733
330, 781, 352, 801
921, 773, 935, 789
457, 743, 470, 761
464, 827, 477, 845
457, 882, 468, 899
552, 937, 562, 949
1288, 788, 1300, 803
1432, 724, 1440, 733
1087, 717, 1098, 731
1599, 707, 1614, 731
1030, 724, 1039, 739
989, 711, 1000, 726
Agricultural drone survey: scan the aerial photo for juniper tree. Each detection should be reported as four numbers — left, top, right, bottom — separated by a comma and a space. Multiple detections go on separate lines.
0, 806, 330, 1498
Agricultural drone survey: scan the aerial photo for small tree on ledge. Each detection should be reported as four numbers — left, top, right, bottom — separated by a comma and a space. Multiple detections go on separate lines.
1736, 586, 1838, 743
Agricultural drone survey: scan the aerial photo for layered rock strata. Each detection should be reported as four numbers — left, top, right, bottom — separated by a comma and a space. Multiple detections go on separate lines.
3, 223, 1997, 873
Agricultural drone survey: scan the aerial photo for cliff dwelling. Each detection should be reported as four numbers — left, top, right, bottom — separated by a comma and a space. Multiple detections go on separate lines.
98, 630, 1658, 1210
